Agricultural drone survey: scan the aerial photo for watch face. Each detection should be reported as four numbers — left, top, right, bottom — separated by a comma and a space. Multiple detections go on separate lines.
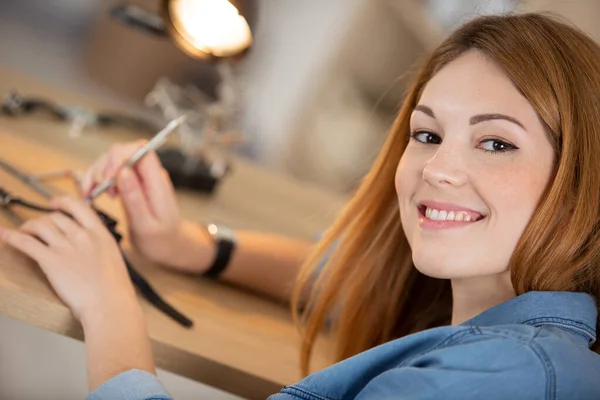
207, 222, 237, 243
207, 223, 219, 237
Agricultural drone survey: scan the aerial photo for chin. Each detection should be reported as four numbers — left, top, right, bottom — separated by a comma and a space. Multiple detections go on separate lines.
411, 251, 488, 280
413, 262, 461, 279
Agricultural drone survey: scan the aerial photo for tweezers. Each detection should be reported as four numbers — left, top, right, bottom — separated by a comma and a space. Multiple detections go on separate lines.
88, 115, 187, 202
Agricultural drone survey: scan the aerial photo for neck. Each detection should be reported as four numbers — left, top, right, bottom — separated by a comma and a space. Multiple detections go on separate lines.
450, 271, 515, 325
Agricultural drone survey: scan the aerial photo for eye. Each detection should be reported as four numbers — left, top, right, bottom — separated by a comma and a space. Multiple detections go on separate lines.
479, 138, 518, 153
410, 130, 442, 145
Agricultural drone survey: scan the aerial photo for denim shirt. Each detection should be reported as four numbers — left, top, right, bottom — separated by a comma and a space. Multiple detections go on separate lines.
87, 291, 600, 400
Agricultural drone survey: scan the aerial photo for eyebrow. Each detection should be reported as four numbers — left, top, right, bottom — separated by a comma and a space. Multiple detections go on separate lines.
414, 105, 435, 118
413, 105, 526, 130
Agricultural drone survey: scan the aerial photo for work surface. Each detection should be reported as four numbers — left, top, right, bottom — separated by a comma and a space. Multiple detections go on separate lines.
0, 68, 348, 399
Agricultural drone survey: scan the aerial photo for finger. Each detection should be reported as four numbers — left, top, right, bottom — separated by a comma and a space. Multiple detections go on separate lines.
81, 141, 144, 198
104, 141, 146, 181
134, 150, 178, 218
50, 196, 102, 230
96, 141, 147, 199
20, 218, 68, 249
81, 153, 108, 197
48, 211, 81, 237
116, 167, 153, 226
0, 227, 54, 264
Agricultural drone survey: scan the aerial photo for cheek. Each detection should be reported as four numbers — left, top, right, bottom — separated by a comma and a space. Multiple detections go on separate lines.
394, 161, 405, 196
481, 159, 553, 235
396, 152, 427, 245
395, 155, 419, 211
396, 151, 425, 190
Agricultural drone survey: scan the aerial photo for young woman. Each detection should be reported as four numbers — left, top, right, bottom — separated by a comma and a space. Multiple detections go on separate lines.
2, 12, 600, 400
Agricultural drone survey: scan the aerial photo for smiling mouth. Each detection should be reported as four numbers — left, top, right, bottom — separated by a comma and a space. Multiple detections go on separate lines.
417, 205, 485, 223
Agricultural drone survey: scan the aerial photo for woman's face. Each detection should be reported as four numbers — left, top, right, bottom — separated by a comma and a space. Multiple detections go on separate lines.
396, 50, 555, 279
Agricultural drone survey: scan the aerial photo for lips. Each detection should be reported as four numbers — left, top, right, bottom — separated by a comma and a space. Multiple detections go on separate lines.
416, 200, 486, 229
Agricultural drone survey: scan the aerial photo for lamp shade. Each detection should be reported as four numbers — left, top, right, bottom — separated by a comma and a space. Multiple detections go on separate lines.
162, 0, 253, 60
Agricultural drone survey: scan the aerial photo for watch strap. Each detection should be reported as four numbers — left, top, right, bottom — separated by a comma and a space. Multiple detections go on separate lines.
202, 222, 236, 279
203, 238, 235, 278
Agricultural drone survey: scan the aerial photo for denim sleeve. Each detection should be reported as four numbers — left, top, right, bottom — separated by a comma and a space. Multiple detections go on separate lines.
354, 336, 548, 400
86, 369, 172, 400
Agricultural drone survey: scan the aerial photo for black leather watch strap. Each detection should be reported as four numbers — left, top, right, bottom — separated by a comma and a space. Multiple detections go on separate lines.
203, 238, 235, 279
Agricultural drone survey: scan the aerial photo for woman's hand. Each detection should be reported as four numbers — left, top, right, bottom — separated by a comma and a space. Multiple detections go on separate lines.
0, 196, 137, 323
80, 142, 206, 270
0, 196, 158, 389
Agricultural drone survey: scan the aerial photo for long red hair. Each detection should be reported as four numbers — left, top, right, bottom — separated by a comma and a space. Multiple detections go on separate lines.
292, 13, 600, 375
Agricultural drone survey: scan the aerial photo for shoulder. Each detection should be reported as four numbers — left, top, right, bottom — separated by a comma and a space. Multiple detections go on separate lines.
358, 324, 600, 400
277, 325, 600, 400
529, 325, 600, 399
477, 324, 600, 399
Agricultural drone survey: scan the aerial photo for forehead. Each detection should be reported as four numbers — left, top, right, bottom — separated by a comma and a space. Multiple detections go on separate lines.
417, 50, 534, 118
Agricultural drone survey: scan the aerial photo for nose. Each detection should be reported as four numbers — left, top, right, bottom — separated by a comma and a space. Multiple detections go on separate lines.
422, 145, 468, 188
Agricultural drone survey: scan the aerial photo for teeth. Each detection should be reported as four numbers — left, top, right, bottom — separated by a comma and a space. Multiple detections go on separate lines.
424, 207, 478, 222
438, 210, 447, 221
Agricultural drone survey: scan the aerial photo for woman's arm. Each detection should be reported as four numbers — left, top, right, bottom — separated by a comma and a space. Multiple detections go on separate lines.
82, 296, 155, 391
157, 220, 313, 302
221, 230, 313, 300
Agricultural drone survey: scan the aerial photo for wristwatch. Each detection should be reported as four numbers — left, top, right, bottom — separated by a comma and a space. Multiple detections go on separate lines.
202, 222, 237, 279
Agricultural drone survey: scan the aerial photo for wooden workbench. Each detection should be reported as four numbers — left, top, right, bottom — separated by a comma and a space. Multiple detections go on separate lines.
0, 68, 348, 399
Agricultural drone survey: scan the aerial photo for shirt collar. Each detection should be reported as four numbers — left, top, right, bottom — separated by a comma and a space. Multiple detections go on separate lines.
462, 291, 597, 345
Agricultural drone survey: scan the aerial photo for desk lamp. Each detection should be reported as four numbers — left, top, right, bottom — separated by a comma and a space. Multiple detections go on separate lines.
111, 0, 253, 59
110, 0, 253, 193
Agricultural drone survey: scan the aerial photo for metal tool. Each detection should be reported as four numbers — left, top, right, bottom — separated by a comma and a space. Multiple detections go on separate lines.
0, 158, 55, 199
2, 90, 159, 138
87, 115, 187, 202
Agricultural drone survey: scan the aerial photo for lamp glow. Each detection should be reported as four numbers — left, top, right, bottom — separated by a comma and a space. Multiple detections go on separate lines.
169, 0, 252, 58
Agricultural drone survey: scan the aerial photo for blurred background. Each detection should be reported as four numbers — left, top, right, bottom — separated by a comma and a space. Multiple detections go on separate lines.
0, 0, 598, 398
3, 0, 588, 195
0, 0, 596, 193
